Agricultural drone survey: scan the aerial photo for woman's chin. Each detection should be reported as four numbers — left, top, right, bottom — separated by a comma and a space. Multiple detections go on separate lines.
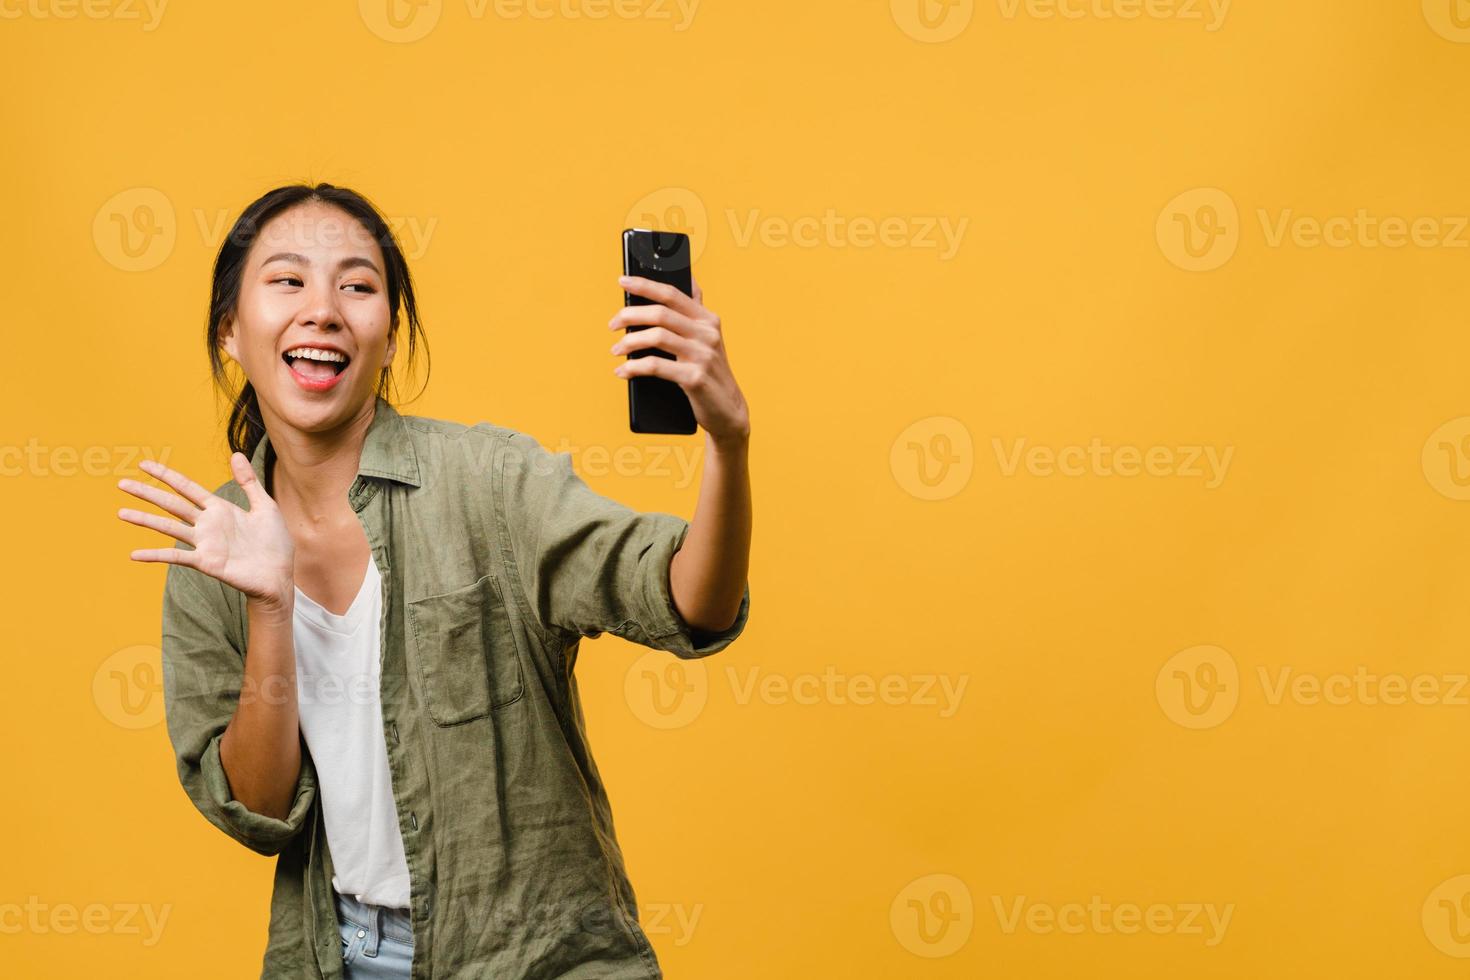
260, 375, 370, 433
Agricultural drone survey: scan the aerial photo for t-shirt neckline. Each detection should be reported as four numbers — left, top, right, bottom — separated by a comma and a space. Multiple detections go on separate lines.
294, 559, 379, 635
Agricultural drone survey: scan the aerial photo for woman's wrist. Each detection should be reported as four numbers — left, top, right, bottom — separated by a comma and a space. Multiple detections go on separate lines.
247, 581, 296, 621
708, 426, 751, 458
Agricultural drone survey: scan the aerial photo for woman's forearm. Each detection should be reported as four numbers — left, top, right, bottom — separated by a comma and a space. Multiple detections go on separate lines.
611, 271, 752, 634
219, 596, 302, 822
669, 432, 752, 632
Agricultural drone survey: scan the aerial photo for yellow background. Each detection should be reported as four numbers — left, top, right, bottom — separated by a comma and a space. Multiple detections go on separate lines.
4, 0, 1470, 976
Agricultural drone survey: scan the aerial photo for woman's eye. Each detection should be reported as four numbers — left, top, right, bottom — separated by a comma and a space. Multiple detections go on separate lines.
270, 276, 373, 293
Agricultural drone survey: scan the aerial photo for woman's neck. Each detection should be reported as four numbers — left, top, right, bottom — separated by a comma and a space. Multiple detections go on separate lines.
260, 398, 376, 518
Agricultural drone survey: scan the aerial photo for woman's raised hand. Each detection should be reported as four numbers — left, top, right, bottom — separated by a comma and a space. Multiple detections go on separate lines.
118, 452, 296, 609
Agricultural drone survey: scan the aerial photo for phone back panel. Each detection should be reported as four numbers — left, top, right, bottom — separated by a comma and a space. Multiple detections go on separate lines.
622, 229, 698, 435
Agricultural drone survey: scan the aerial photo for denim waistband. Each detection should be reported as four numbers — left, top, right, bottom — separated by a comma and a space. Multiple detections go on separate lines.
334, 888, 414, 945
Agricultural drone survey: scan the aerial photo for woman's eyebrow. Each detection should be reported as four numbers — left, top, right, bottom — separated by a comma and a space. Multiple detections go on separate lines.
259, 252, 383, 275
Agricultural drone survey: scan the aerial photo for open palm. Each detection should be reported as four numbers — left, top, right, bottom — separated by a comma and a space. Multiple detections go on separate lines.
118, 452, 296, 606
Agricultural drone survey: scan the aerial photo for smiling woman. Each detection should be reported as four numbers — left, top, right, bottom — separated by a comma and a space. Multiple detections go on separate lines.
115, 181, 753, 980
205, 187, 429, 462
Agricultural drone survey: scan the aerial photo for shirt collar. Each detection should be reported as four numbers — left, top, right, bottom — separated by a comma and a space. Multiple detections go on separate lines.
248, 393, 423, 491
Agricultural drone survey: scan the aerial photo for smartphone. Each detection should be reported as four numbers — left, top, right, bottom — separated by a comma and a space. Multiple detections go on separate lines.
621, 228, 698, 434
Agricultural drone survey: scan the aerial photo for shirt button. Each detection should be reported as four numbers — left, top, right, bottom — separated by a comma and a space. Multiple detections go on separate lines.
410, 812, 418, 830
390, 722, 399, 743
357, 929, 366, 939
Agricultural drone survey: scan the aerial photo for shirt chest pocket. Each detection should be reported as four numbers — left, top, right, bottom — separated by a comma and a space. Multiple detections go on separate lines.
406, 572, 525, 726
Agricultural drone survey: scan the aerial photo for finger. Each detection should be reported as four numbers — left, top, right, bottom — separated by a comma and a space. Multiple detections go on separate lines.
118, 478, 202, 523
691, 275, 703, 305
612, 326, 698, 360
129, 547, 199, 567
609, 303, 704, 340
138, 458, 215, 509
619, 275, 703, 318
118, 507, 196, 545
615, 354, 698, 387
231, 452, 270, 507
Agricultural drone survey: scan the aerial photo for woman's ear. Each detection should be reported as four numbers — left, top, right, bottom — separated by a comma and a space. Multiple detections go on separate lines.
382, 322, 398, 368
218, 313, 240, 364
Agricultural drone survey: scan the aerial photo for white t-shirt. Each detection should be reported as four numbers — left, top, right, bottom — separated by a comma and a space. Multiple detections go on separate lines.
292, 557, 411, 909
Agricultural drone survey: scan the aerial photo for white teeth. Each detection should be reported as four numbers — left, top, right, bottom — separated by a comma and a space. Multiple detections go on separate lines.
285, 347, 347, 363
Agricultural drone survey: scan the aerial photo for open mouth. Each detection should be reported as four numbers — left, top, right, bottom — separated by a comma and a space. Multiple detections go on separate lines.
282, 348, 351, 384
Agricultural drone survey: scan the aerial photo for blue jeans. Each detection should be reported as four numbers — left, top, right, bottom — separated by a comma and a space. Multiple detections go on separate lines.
335, 889, 414, 979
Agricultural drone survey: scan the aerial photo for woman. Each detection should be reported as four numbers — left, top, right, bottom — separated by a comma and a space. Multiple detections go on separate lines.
116, 183, 752, 978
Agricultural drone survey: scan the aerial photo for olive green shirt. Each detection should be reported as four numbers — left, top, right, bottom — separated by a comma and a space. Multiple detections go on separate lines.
160, 394, 751, 979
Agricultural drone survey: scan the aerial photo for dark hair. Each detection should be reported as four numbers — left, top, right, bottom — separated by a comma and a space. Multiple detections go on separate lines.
206, 182, 429, 458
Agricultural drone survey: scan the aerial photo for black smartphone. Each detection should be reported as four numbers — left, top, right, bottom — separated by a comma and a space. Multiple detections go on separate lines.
621, 228, 697, 435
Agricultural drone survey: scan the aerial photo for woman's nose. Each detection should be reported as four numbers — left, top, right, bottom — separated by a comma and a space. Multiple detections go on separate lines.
297, 285, 342, 328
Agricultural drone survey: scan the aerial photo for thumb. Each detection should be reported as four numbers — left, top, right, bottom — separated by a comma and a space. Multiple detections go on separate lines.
231, 451, 268, 506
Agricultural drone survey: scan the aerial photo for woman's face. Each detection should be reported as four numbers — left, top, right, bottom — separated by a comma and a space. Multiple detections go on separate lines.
219, 200, 397, 435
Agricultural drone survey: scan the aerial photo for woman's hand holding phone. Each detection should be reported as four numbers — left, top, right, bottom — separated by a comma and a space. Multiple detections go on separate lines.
117, 453, 296, 611
608, 274, 751, 448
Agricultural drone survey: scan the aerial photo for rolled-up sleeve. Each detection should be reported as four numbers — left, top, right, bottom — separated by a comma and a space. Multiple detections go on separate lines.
492, 429, 751, 660
161, 558, 317, 856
